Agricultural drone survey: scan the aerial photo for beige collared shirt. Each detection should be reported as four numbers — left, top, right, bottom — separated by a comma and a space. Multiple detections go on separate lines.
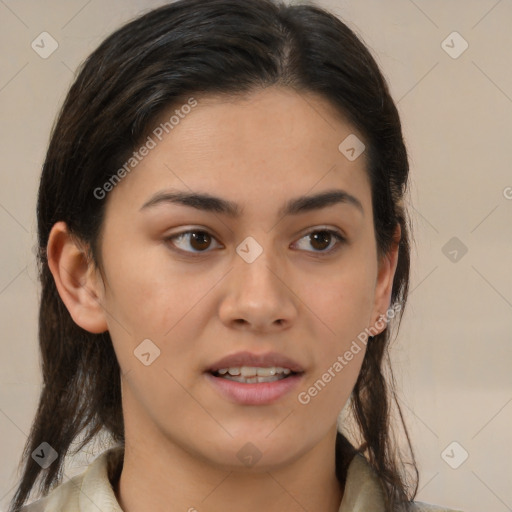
20, 446, 461, 512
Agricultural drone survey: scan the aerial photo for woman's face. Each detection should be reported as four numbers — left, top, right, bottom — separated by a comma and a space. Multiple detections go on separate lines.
82, 87, 397, 469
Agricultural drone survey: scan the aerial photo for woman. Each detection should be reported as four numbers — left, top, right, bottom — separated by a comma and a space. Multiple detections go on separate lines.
9, 0, 461, 511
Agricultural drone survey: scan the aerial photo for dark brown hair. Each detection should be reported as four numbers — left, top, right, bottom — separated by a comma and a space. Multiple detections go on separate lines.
9, 0, 417, 510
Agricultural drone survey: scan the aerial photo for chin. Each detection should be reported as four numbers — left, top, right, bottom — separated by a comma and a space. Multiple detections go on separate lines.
195, 433, 308, 472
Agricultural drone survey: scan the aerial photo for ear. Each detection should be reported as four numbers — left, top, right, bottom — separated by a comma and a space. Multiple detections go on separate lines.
369, 223, 401, 334
46, 221, 108, 334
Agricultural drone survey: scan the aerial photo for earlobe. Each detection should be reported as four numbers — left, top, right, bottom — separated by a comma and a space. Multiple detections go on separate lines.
46, 221, 108, 334
370, 223, 401, 333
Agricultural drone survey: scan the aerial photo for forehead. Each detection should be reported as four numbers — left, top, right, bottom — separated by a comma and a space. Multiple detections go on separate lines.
104, 87, 371, 219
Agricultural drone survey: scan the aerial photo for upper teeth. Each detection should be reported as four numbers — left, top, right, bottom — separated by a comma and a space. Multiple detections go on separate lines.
217, 366, 292, 377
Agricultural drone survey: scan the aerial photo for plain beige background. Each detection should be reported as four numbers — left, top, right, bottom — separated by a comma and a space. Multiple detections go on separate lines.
1, 1, 511, 511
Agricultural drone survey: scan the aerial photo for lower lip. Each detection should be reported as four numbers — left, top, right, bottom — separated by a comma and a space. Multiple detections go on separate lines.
204, 372, 304, 405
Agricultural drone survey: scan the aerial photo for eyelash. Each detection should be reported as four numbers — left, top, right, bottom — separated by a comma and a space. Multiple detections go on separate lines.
164, 228, 347, 257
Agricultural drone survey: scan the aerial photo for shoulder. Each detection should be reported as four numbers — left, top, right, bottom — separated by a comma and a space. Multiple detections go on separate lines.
19, 496, 48, 511
19, 472, 84, 512
19, 446, 124, 512
344, 453, 463, 512
411, 500, 464, 511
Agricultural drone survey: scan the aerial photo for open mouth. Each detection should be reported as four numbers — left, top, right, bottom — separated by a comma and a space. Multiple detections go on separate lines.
209, 366, 301, 384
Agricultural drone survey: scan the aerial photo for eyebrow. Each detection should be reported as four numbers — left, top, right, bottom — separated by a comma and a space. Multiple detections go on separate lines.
140, 188, 364, 217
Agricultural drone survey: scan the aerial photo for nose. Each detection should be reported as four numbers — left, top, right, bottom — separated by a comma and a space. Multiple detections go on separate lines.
218, 248, 298, 333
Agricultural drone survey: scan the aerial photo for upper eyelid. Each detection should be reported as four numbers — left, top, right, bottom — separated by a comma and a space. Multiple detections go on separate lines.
171, 230, 223, 249
166, 227, 346, 253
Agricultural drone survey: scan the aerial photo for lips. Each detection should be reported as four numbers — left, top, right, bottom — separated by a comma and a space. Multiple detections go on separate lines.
206, 350, 305, 374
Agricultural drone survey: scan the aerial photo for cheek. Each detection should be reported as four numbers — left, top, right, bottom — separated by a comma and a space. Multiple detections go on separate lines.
102, 239, 211, 332
296, 340, 366, 427
300, 261, 376, 342
100, 246, 220, 378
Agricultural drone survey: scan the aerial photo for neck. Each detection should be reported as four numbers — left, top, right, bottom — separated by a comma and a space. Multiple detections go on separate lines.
115, 426, 343, 512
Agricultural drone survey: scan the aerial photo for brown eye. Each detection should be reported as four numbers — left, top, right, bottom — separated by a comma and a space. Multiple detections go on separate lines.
166, 230, 221, 254
189, 231, 211, 250
293, 229, 346, 254
309, 231, 332, 251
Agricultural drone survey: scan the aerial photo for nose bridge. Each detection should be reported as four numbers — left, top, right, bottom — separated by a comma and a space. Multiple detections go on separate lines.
233, 237, 282, 297
218, 234, 296, 329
